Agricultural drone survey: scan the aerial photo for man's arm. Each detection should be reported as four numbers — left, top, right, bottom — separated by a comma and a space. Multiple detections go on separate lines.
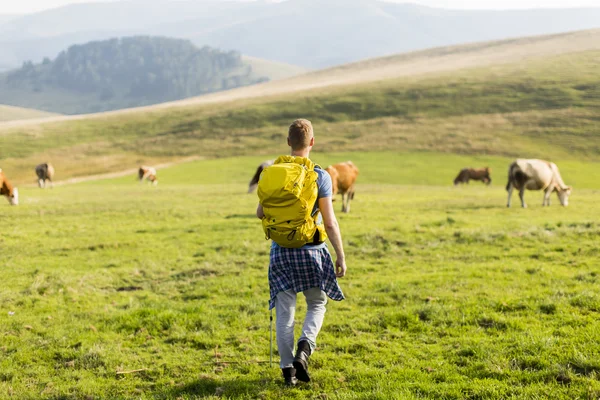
319, 196, 347, 278
256, 203, 264, 219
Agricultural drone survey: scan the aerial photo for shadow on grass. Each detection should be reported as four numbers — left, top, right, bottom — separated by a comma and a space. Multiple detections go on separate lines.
154, 375, 281, 399
448, 204, 504, 211
225, 214, 256, 219
166, 377, 220, 398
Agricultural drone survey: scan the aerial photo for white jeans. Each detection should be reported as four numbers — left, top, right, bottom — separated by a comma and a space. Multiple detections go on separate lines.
275, 287, 327, 369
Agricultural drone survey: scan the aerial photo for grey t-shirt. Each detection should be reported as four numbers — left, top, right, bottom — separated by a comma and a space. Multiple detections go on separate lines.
272, 166, 332, 250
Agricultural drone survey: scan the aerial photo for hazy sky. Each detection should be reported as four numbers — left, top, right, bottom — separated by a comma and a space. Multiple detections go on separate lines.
1, 0, 600, 15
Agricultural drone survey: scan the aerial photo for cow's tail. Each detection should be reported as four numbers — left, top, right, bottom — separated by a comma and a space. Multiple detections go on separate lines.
506, 162, 516, 191
248, 164, 265, 193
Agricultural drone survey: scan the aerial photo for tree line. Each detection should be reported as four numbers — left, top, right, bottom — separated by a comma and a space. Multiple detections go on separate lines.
3, 36, 267, 112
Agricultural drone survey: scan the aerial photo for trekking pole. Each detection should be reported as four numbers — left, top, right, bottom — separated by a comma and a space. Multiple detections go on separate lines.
269, 308, 273, 368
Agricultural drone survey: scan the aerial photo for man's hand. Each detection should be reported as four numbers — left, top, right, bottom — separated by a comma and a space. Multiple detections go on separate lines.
335, 258, 347, 278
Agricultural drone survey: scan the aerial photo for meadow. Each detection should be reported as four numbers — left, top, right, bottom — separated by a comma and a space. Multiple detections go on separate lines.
1, 29, 600, 399
2, 152, 599, 399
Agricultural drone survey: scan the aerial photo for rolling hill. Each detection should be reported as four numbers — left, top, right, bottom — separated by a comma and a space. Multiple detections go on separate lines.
242, 56, 310, 82
0, 0, 599, 71
154, 28, 600, 112
0, 29, 599, 184
4, 28, 599, 125
0, 104, 59, 122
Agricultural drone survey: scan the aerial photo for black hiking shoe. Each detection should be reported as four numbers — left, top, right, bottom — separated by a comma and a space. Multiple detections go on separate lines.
282, 367, 298, 387
293, 340, 312, 382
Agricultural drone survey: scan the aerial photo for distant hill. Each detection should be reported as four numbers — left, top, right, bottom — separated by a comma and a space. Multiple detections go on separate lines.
243, 56, 309, 81
182, 0, 600, 68
3, 29, 599, 124
0, 104, 59, 122
131, 29, 600, 112
0, 36, 270, 114
1, 29, 599, 184
0, 31, 119, 73
0, 0, 599, 70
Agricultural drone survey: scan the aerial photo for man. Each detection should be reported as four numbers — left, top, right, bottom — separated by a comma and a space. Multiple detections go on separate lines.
256, 119, 347, 386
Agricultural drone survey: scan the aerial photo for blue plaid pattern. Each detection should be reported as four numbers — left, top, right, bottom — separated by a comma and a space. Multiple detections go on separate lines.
269, 245, 345, 309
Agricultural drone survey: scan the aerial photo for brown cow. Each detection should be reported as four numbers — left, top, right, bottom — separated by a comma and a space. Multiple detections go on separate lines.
454, 167, 491, 185
325, 161, 359, 213
248, 160, 274, 193
506, 159, 572, 208
0, 169, 19, 205
35, 163, 55, 188
138, 166, 158, 186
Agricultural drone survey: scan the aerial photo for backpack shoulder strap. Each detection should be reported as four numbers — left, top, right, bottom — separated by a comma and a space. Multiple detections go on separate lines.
274, 155, 316, 171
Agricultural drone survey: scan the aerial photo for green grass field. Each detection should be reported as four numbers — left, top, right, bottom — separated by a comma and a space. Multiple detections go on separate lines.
2, 153, 599, 399
1, 31, 599, 399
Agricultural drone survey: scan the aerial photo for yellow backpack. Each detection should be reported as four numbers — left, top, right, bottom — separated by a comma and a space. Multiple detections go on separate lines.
257, 156, 328, 248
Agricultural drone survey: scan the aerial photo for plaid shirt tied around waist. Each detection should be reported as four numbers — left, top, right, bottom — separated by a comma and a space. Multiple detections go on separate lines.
268, 245, 345, 310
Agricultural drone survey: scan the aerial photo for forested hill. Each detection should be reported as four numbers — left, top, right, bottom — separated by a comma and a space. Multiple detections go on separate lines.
0, 36, 268, 114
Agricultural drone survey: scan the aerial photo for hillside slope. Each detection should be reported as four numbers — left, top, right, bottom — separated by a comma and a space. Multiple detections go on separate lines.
169, 28, 600, 109
243, 56, 309, 81
0, 0, 599, 70
0, 104, 58, 122
0, 30, 599, 184
3, 28, 599, 126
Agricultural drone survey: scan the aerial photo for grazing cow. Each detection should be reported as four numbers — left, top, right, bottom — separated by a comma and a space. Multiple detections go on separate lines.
325, 161, 359, 213
0, 169, 19, 206
506, 159, 572, 208
248, 160, 274, 193
138, 166, 158, 186
454, 167, 491, 185
35, 163, 55, 188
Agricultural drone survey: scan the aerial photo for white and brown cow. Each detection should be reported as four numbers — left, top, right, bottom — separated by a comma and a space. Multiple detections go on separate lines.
325, 161, 359, 213
138, 166, 158, 186
35, 163, 55, 188
0, 169, 19, 205
248, 160, 274, 193
506, 159, 572, 208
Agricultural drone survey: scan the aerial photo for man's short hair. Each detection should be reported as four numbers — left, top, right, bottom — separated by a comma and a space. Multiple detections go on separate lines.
288, 119, 314, 150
